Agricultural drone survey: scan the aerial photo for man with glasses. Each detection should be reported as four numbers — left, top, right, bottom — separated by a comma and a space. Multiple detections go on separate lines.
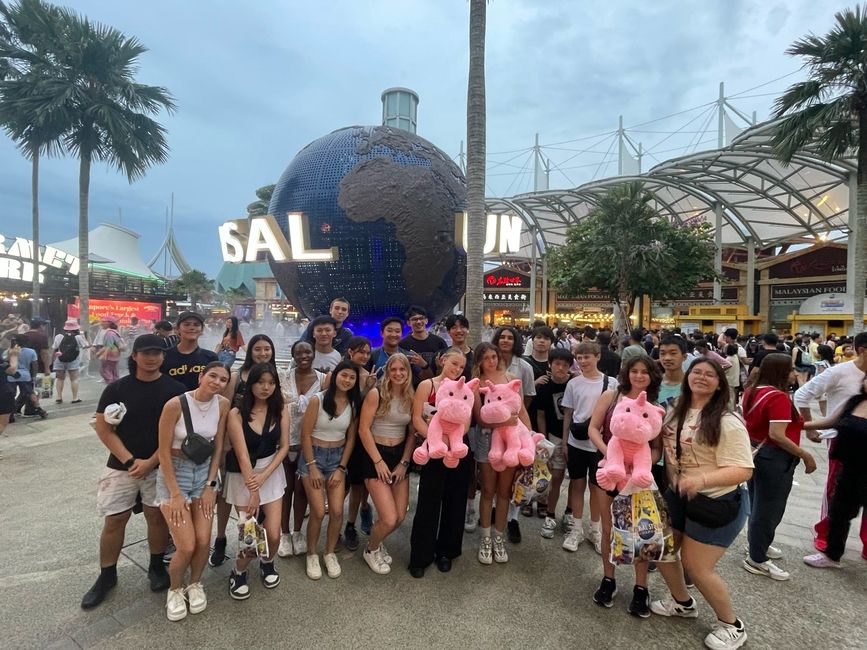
400, 306, 447, 387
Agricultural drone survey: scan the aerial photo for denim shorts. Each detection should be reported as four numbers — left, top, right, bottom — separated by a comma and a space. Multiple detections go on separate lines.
664, 485, 750, 548
469, 426, 492, 463
297, 445, 345, 480
156, 455, 211, 503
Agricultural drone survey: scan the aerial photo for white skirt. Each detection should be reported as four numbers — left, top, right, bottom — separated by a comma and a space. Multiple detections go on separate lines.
224, 452, 287, 507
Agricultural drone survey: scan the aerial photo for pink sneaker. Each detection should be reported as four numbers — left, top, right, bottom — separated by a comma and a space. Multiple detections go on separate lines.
803, 552, 841, 569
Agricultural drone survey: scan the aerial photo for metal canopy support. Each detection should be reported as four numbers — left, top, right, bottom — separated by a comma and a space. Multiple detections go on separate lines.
541, 254, 548, 318
746, 237, 756, 315
529, 227, 537, 320
713, 203, 723, 304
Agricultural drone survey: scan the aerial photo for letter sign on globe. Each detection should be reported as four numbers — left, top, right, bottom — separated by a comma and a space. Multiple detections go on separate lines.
218, 214, 337, 263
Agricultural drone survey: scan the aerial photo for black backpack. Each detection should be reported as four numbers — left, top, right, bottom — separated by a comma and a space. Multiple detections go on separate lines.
58, 332, 80, 363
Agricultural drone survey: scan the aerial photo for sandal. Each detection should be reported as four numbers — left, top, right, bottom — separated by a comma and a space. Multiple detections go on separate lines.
71, 399, 82, 404
520, 503, 534, 517
537, 504, 548, 519
55, 399, 63, 404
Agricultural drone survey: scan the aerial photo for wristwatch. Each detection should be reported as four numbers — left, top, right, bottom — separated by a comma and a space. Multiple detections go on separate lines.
206, 480, 219, 489
400, 460, 410, 468
122, 457, 135, 470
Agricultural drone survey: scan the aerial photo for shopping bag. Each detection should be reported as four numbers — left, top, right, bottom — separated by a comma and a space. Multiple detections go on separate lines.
511, 438, 555, 506
609, 487, 676, 565
237, 516, 269, 560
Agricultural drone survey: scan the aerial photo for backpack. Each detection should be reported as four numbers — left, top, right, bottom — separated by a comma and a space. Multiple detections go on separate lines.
58, 332, 80, 363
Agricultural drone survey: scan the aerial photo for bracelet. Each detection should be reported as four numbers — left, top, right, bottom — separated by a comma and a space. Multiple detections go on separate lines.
337, 464, 347, 472
306, 460, 317, 466
375, 459, 385, 465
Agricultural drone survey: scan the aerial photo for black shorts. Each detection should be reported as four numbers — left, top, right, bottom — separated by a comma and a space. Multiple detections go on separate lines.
567, 445, 601, 481
360, 442, 405, 480
0, 392, 14, 415
347, 442, 366, 486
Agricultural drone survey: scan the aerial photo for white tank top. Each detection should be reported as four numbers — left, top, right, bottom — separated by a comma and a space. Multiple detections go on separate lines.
172, 391, 221, 449
312, 391, 352, 443
284, 368, 325, 447
371, 400, 411, 440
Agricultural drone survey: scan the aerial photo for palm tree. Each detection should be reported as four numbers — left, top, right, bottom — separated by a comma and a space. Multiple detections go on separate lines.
465, 0, 487, 345
29, 11, 175, 327
771, 5, 867, 332
172, 270, 213, 312
0, 0, 68, 317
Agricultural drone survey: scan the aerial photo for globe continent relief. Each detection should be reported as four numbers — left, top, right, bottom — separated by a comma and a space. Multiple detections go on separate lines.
268, 126, 467, 324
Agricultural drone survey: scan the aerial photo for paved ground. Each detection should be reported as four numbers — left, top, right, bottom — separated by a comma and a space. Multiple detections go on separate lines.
1, 377, 865, 650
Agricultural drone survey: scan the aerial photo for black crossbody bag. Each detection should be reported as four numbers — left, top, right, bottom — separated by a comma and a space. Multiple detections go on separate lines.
674, 413, 740, 528
180, 394, 216, 465
225, 411, 271, 473
569, 375, 610, 440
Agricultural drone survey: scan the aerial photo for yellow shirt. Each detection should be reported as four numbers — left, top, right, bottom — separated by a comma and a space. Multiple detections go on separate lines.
662, 409, 754, 498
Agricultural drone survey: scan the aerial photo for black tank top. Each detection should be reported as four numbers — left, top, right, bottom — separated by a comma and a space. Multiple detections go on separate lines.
242, 415, 281, 459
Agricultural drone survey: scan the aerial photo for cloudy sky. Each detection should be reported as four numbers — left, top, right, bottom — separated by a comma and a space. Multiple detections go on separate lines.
0, 0, 837, 276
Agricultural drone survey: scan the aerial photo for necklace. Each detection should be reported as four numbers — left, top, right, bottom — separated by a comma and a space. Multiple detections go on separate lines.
190, 391, 215, 414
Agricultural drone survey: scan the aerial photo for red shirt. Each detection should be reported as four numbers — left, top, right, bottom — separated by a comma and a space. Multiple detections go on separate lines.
743, 386, 803, 448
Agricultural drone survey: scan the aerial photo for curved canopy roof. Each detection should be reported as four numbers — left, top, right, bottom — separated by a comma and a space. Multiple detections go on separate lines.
487, 119, 855, 258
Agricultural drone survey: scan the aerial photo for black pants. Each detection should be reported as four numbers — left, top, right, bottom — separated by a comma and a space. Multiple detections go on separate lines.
409, 451, 472, 569
747, 445, 798, 562
826, 464, 867, 562
14, 381, 35, 414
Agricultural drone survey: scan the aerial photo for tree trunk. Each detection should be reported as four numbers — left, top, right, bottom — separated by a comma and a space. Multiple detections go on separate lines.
31, 147, 40, 317
854, 109, 867, 333
465, 0, 487, 346
78, 152, 91, 329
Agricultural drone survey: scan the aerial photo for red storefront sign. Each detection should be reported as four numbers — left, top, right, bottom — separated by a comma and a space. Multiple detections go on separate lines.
68, 299, 162, 327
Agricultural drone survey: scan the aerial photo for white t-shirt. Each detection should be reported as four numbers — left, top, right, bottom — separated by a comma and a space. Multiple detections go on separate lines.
794, 360, 865, 437
312, 349, 342, 373
506, 356, 536, 397
562, 373, 619, 451
52, 333, 89, 352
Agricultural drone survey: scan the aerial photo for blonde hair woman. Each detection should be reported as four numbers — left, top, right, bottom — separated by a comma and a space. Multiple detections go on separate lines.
357, 353, 415, 574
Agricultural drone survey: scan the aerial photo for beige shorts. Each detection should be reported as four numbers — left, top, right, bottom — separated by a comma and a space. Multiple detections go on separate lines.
548, 438, 567, 472
96, 467, 158, 517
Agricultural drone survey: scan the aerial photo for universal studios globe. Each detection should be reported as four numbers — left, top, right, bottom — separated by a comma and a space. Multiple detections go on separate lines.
268, 125, 467, 325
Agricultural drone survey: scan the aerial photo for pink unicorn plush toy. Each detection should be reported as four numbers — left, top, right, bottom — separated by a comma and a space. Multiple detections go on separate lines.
413, 376, 479, 469
595, 391, 664, 492
479, 380, 544, 472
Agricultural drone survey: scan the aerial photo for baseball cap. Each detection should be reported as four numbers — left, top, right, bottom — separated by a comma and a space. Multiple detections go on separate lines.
176, 311, 205, 326
132, 334, 168, 353
29, 317, 48, 328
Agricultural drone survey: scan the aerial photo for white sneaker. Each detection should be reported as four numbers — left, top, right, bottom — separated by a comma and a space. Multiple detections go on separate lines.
465, 508, 478, 533
803, 552, 842, 569
323, 552, 341, 578
363, 547, 391, 575
493, 535, 509, 563
277, 533, 294, 558
704, 620, 747, 650
291, 531, 307, 556
743, 543, 783, 560
306, 554, 322, 580
562, 513, 575, 533
379, 542, 393, 565
589, 527, 602, 555
165, 588, 187, 621
185, 582, 206, 614
742, 558, 790, 581
650, 597, 698, 618
562, 527, 584, 552
540, 516, 557, 539
478, 536, 493, 565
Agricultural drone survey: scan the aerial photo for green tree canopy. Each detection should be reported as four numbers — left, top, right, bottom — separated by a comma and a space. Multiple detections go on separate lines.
172, 270, 213, 312
246, 183, 274, 217
549, 181, 718, 330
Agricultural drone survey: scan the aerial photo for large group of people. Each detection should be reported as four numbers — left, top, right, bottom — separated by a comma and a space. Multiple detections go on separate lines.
68, 297, 866, 650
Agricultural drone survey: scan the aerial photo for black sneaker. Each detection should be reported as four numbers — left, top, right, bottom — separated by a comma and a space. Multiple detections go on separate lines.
593, 577, 617, 608
628, 586, 651, 618
507, 519, 521, 544
229, 570, 250, 600
344, 523, 360, 551
36, 407, 48, 420
147, 563, 170, 592
208, 537, 228, 567
80, 573, 117, 609
260, 561, 280, 589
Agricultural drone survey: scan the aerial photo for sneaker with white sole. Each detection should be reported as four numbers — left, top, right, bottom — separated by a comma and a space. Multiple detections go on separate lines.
742, 558, 790, 581
563, 527, 584, 552
465, 508, 478, 533
478, 536, 493, 565
229, 570, 250, 600
650, 596, 698, 618
363, 547, 391, 575
803, 552, 842, 569
277, 533, 294, 558
165, 587, 187, 621
589, 527, 602, 555
743, 543, 783, 560
540, 516, 557, 539
379, 543, 393, 565
306, 554, 322, 580
563, 513, 575, 533
260, 560, 280, 588
493, 535, 508, 563
291, 531, 307, 555
185, 582, 207, 614
704, 619, 747, 650
323, 552, 341, 578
